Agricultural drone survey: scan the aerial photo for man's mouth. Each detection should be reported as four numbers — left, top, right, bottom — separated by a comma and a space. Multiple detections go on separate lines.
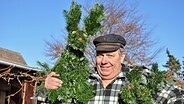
100, 66, 111, 70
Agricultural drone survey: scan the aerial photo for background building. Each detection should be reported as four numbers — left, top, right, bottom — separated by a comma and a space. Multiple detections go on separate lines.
0, 47, 40, 104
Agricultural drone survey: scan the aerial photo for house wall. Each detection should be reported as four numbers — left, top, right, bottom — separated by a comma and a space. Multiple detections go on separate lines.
22, 82, 35, 104
0, 78, 36, 104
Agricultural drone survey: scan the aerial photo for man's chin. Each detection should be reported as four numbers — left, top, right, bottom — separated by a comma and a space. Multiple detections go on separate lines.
101, 75, 113, 80
101, 71, 111, 76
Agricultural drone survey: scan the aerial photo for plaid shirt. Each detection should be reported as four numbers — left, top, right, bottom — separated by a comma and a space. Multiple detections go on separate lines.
87, 65, 184, 104
154, 83, 184, 104
87, 66, 129, 104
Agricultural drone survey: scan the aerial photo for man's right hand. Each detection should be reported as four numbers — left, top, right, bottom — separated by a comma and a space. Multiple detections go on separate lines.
45, 72, 63, 90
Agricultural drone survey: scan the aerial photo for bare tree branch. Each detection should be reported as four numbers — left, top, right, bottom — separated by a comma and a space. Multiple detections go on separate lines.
44, 0, 162, 66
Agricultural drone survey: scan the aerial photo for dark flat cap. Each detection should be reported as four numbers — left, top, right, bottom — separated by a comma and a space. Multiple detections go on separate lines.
93, 34, 126, 52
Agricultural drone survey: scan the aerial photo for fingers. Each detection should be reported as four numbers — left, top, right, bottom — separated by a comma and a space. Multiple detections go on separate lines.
46, 78, 63, 89
48, 72, 60, 77
45, 72, 63, 90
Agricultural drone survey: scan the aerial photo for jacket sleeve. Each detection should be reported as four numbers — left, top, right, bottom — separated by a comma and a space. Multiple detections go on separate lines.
154, 83, 184, 104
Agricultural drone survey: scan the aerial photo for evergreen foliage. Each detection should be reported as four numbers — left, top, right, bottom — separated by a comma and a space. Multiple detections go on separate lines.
121, 64, 165, 104
46, 1, 105, 103
148, 64, 165, 95
163, 50, 183, 85
163, 49, 181, 72
120, 50, 184, 104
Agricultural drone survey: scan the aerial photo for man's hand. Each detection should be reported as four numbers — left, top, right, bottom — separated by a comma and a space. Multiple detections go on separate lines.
45, 72, 63, 89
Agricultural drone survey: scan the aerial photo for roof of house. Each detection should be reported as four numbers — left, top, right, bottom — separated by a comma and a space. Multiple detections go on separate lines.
0, 47, 27, 65
0, 47, 40, 71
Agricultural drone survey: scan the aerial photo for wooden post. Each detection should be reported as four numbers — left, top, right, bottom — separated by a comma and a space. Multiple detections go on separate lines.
22, 82, 26, 104
0, 91, 6, 104
0, 80, 11, 104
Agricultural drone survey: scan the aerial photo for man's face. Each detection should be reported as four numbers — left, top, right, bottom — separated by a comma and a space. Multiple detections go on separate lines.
95, 49, 125, 80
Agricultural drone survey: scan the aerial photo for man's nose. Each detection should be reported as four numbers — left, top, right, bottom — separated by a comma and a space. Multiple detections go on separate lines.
101, 55, 108, 64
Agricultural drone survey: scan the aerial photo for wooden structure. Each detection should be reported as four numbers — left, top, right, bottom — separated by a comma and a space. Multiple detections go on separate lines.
0, 48, 40, 104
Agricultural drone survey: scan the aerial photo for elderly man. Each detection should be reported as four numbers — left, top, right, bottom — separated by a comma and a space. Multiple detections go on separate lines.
45, 34, 184, 104
46, 34, 127, 103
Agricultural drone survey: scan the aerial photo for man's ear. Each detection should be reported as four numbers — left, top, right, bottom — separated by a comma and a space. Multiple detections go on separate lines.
121, 54, 126, 63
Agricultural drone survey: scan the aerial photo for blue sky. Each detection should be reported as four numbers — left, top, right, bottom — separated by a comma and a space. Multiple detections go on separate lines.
0, 0, 184, 69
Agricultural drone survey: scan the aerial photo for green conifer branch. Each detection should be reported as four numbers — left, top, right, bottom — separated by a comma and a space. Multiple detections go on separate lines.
121, 64, 164, 104
163, 49, 181, 72
46, 1, 105, 103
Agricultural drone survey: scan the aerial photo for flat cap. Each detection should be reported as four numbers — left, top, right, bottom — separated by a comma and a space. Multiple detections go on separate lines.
93, 34, 126, 52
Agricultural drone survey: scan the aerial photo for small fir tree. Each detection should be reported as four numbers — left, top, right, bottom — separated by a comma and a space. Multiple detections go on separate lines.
46, 1, 105, 104
163, 50, 184, 89
163, 49, 181, 72
163, 49, 181, 84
